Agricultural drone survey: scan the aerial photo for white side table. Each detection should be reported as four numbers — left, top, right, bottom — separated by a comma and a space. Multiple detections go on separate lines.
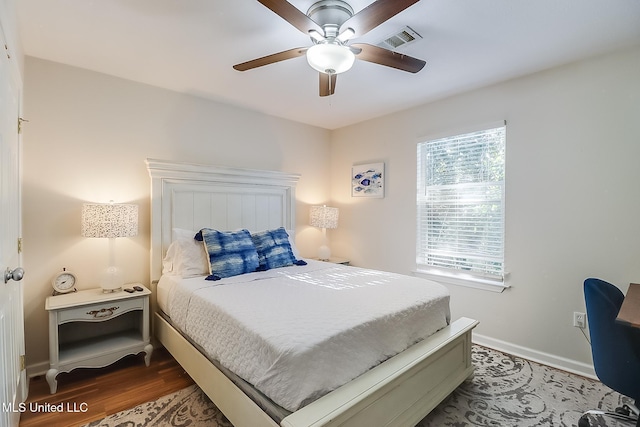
45, 285, 153, 394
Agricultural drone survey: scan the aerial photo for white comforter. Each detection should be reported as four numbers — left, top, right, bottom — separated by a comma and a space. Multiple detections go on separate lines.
163, 260, 450, 412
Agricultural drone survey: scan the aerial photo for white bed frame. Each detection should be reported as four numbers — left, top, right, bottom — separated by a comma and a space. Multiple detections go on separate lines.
146, 158, 478, 427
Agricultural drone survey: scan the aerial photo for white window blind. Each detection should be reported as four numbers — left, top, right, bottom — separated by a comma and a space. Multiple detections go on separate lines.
416, 124, 506, 282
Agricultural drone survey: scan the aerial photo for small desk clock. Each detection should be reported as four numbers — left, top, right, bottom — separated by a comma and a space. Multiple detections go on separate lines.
51, 268, 77, 295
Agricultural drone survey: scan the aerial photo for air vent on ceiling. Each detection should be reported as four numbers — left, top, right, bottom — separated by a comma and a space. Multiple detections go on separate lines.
376, 26, 422, 50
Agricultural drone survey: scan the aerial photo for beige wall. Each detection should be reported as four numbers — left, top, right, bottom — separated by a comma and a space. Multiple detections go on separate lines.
22, 57, 332, 372
21, 47, 640, 377
329, 46, 640, 374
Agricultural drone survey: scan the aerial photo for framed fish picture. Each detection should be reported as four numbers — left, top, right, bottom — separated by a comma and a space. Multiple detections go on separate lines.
352, 162, 384, 198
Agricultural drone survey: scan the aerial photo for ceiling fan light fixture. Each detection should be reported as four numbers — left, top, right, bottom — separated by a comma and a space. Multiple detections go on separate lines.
306, 43, 355, 74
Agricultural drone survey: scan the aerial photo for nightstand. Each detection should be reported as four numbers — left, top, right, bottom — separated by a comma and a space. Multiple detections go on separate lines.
314, 257, 350, 266
45, 285, 153, 394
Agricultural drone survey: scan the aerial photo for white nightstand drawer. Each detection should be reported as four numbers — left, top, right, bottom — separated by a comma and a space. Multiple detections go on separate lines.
58, 296, 144, 324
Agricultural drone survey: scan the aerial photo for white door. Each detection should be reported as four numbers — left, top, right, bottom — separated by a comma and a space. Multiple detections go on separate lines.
0, 16, 26, 427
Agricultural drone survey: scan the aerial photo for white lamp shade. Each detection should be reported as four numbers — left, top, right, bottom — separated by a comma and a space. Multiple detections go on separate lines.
306, 43, 355, 75
82, 202, 138, 293
310, 205, 339, 229
82, 203, 138, 238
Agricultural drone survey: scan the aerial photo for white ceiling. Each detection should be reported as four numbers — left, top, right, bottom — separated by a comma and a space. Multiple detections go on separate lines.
17, 0, 640, 130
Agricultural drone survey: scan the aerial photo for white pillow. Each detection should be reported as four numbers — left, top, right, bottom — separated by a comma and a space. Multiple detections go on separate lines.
162, 229, 209, 277
172, 227, 196, 241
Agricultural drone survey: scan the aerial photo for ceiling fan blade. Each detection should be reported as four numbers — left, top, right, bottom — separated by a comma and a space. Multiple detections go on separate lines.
319, 73, 337, 97
257, 0, 324, 35
340, 0, 420, 37
233, 47, 308, 71
351, 43, 425, 73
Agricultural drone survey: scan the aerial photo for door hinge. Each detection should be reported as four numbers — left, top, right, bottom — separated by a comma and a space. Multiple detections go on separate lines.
18, 117, 29, 134
17, 237, 22, 254
20, 355, 25, 371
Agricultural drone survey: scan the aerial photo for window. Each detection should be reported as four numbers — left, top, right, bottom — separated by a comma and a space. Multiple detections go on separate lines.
416, 122, 506, 289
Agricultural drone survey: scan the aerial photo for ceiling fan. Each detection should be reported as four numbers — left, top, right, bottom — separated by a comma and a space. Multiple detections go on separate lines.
233, 0, 426, 96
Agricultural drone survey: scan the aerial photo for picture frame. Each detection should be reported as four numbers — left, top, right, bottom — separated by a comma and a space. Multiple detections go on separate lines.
352, 162, 384, 198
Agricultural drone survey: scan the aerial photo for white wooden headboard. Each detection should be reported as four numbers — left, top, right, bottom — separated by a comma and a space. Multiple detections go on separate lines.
146, 159, 300, 282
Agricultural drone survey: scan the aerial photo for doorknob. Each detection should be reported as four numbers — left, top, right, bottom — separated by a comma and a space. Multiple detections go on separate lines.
4, 267, 24, 284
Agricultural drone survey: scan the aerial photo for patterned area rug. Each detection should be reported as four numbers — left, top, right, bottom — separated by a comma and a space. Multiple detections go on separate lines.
83, 385, 232, 427
85, 346, 633, 427
418, 346, 633, 427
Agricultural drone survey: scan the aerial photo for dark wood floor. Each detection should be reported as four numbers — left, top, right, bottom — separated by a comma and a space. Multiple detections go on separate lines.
19, 347, 194, 427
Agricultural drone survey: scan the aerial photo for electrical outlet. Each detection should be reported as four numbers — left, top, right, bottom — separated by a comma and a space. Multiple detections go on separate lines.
573, 311, 587, 329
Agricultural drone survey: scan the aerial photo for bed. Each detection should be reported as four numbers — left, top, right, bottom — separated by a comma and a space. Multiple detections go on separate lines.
146, 158, 478, 427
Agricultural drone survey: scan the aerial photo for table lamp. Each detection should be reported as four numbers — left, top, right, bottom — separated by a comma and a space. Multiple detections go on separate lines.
82, 202, 138, 292
310, 205, 339, 261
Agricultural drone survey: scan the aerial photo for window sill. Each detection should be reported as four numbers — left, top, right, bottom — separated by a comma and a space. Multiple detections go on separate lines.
413, 269, 510, 293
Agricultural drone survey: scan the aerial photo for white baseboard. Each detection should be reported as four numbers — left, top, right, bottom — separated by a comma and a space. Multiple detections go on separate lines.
473, 333, 597, 380
26, 361, 49, 379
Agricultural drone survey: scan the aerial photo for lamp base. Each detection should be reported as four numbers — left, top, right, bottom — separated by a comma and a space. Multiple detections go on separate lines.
317, 245, 331, 261
100, 266, 123, 293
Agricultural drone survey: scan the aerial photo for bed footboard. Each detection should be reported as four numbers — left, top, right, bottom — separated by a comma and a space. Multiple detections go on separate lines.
281, 317, 477, 427
156, 313, 477, 427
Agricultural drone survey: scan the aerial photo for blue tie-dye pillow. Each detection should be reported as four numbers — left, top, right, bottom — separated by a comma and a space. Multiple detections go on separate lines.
198, 228, 259, 280
251, 227, 306, 270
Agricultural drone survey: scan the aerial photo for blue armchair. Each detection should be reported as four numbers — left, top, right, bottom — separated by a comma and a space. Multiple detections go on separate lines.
579, 278, 640, 427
